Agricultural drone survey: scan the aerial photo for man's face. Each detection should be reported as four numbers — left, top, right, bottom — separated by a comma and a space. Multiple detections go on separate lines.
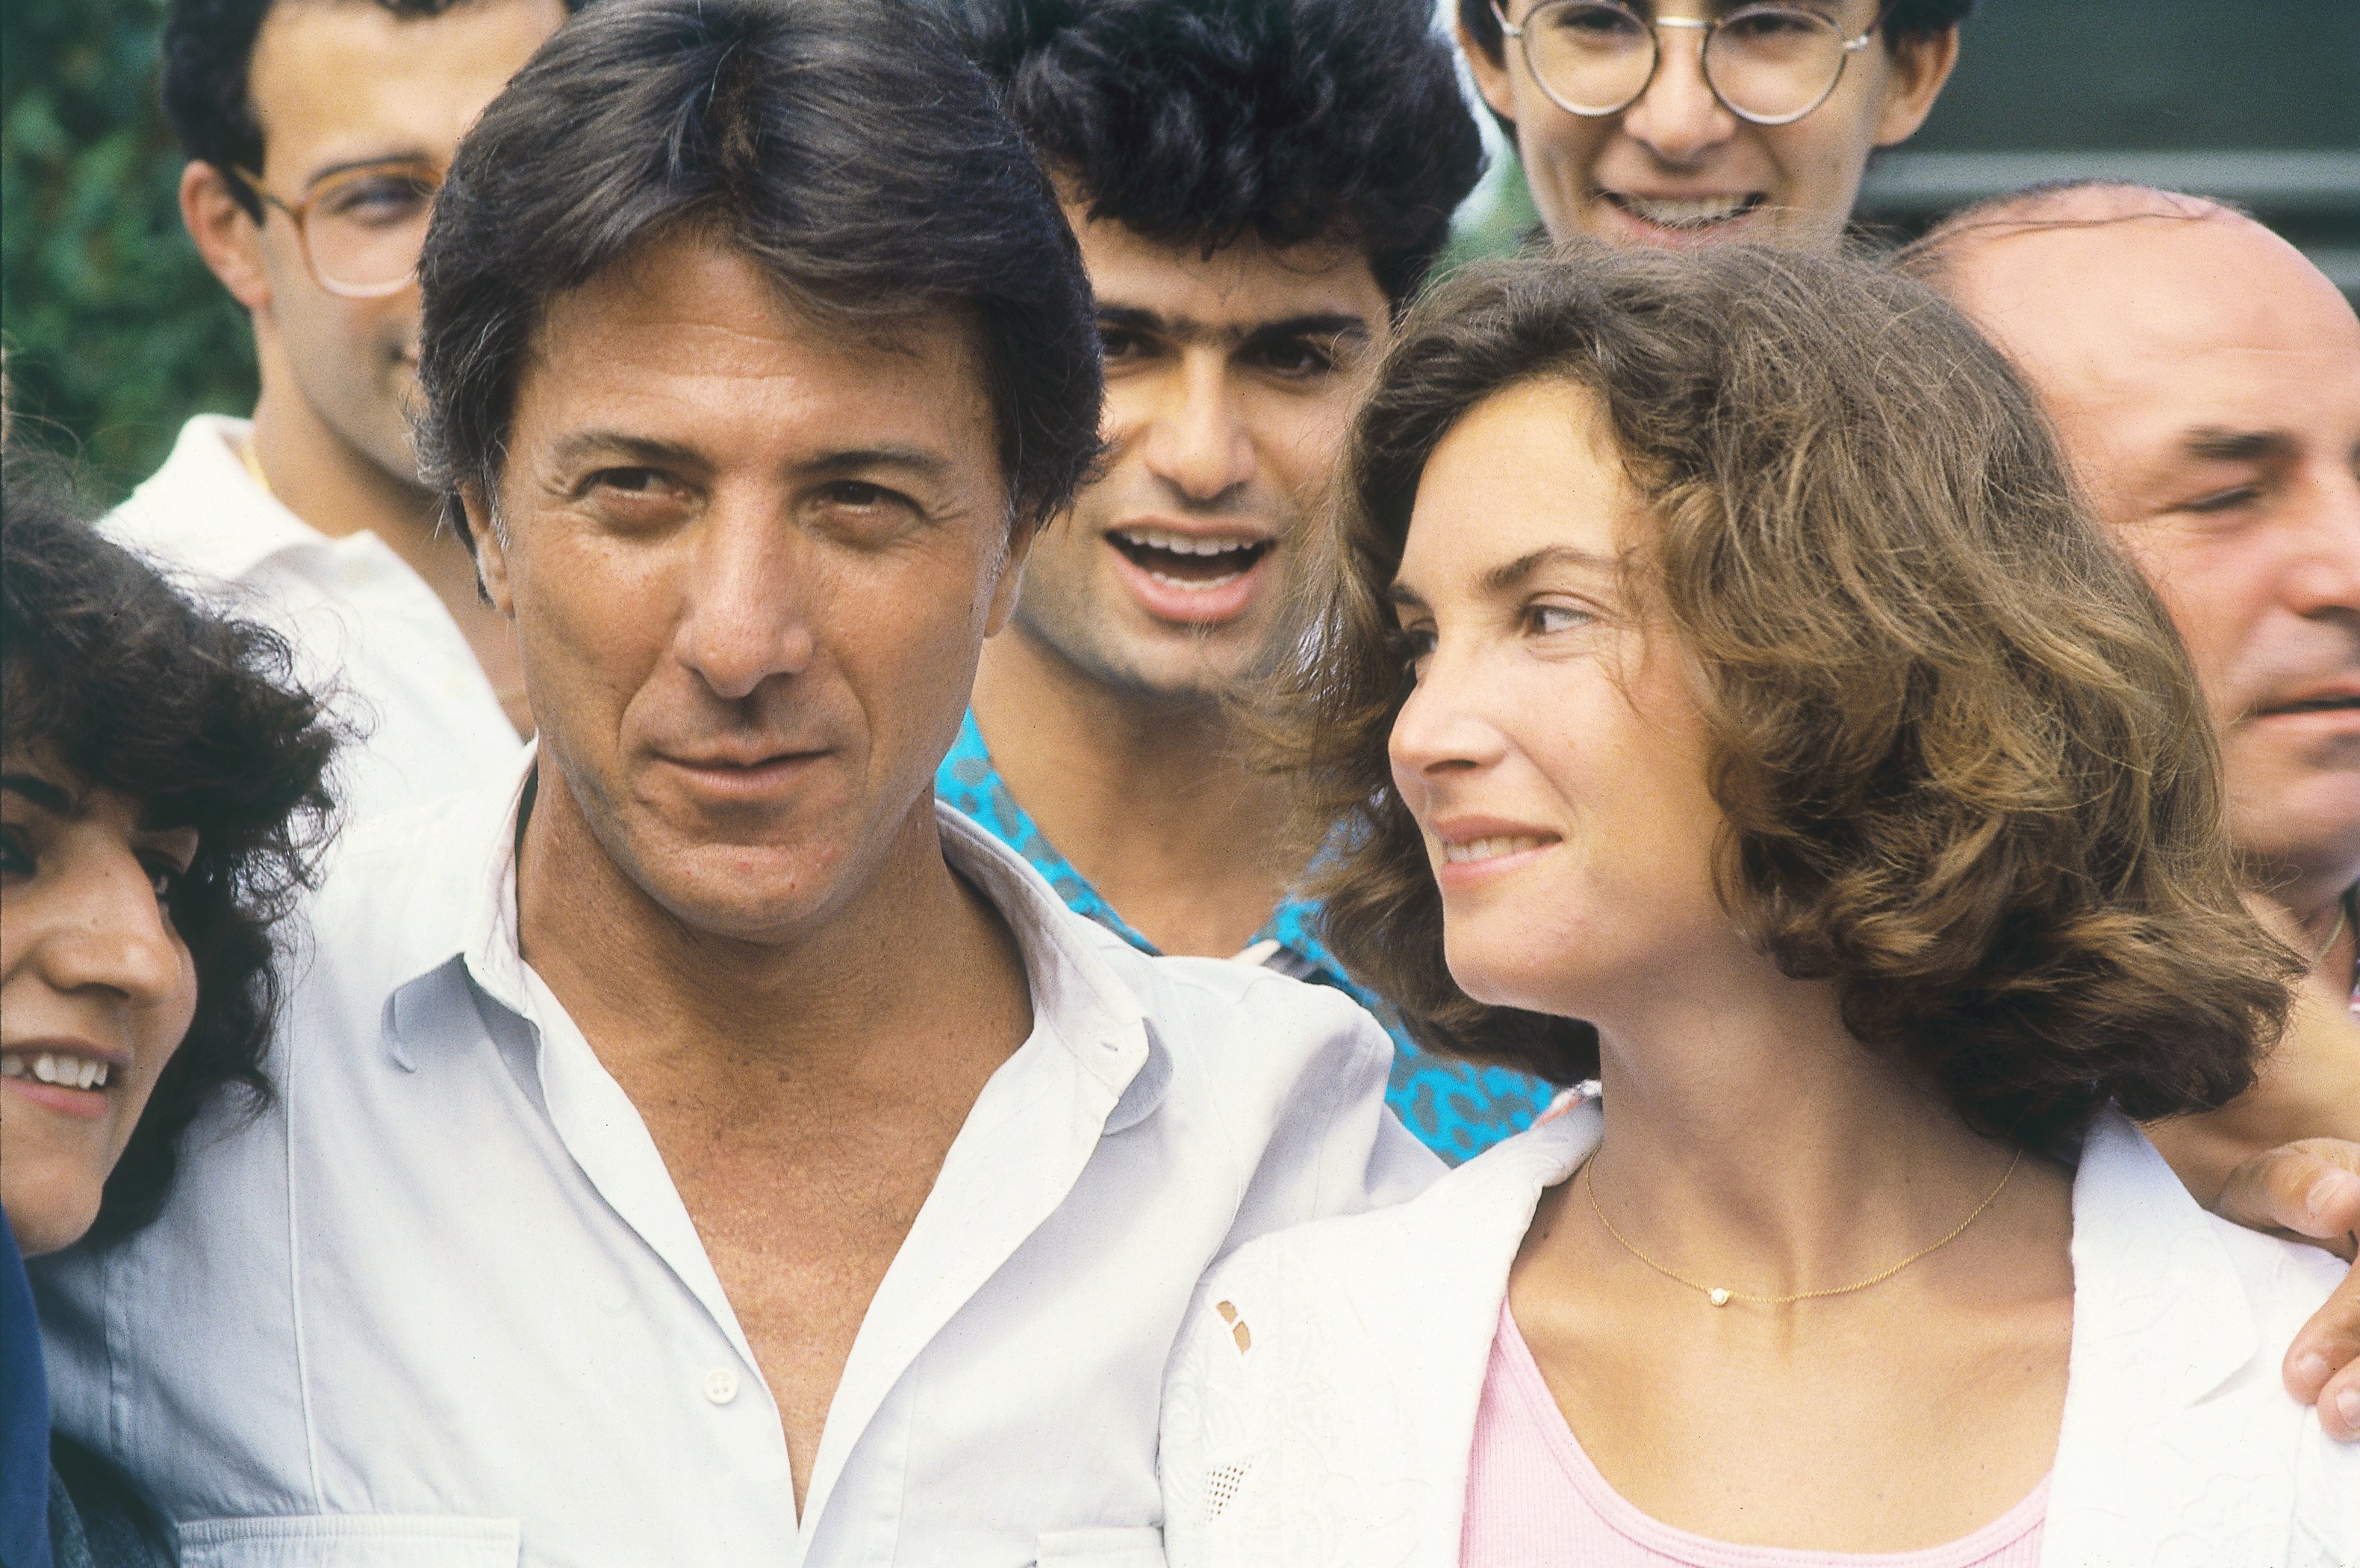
240, 0, 565, 481
470, 234, 1022, 942
1463, 0, 1954, 250
1004, 208, 1389, 700
1943, 214, 2360, 892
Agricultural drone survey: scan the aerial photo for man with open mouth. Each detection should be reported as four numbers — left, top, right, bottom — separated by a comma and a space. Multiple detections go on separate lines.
953, 0, 1556, 1160
1456, 0, 1964, 252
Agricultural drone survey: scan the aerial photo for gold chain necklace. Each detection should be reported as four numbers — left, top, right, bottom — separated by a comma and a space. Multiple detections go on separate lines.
1583, 1147, 2023, 1308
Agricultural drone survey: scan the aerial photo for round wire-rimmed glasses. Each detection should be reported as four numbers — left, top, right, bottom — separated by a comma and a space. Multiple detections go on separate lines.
1492, 1, 1884, 128
232, 158, 443, 299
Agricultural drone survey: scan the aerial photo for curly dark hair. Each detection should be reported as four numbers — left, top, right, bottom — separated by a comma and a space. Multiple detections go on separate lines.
977, 0, 1487, 306
1267, 243, 2293, 1151
161, 0, 588, 221
1456, 0, 1978, 69
2, 449, 338, 1237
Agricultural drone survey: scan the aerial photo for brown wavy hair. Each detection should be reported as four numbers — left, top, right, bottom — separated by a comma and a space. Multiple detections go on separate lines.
1274, 243, 2294, 1148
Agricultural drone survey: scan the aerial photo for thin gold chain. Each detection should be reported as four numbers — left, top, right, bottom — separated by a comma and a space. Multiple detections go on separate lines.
1583, 1146, 2024, 1308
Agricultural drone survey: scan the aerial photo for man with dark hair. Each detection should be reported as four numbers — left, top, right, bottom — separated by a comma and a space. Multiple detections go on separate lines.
34, 0, 1434, 1557
1457, 0, 1964, 248
953, 0, 1553, 1161
109, 0, 574, 816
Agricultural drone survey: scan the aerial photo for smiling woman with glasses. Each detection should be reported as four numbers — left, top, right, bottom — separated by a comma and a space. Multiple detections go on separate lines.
1457, 0, 1963, 249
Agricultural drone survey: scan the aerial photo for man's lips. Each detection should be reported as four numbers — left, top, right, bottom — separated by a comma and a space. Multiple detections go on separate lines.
1594, 190, 1768, 243
654, 747, 832, 800
2250, 687, 2360, 722
1104, 522, 1277, 626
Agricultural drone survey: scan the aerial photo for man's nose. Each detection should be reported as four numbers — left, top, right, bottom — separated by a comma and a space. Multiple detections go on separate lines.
1616, 23, 1738, 166
40, 852, 186, 1011
1140, 352, 1257, 505
673, 504, 818, 702
2285, 464, 2360, 619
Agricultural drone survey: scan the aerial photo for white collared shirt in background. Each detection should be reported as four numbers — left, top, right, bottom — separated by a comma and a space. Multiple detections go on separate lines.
1160, 1102, 2360, 1567
32, 750, 1440, 1567
105, 414, 522, 821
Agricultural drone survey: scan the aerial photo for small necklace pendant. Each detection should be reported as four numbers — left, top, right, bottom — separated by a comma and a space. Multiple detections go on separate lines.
1707, 1287, 1732, 1307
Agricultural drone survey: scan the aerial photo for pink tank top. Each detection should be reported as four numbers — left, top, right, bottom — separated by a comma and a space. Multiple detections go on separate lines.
1461, 1303, 2049, 1568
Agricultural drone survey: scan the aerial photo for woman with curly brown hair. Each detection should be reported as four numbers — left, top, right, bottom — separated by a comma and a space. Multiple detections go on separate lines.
1158, 244, 2360, 1565
1, 448, 337, 1567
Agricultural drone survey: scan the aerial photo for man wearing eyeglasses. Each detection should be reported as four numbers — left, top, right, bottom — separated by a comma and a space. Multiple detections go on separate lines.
105, 0, 574, 818
1457, 0, 1963, 248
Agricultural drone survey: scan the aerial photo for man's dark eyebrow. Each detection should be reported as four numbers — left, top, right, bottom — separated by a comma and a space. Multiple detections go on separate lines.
548, 432, 709, 473
802, 446, 954, 482
0, 773, 76, 815
1098, 304, 1372, 349
302, 152, 438, 191
1481, 545, 1613, 594
2183, 428, 2293, 464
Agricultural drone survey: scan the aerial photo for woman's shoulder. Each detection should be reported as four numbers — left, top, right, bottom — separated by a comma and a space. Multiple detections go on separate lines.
1198, 1096, 1601, 1319
49, 1434, 175, 1568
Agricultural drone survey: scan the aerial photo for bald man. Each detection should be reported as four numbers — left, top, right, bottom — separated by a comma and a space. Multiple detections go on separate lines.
1907, 182, 2360, 1440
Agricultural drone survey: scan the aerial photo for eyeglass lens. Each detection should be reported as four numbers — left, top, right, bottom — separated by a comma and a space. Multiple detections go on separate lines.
1519, 1, 1855, 125
298, 165, 440, 296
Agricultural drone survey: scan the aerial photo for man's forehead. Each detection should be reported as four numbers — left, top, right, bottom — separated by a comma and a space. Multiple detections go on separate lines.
1955, 216, 2360, 415
1068, 207, 1388, 332
249, 0, 566, 181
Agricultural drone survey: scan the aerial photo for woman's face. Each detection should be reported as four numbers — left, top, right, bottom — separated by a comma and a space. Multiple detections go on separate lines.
1, 751, 200, 1255
1463, 1, 1956, 252
1386, 380, 1728, 1021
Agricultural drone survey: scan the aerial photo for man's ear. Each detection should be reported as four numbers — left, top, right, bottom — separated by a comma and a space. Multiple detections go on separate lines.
181, 162, 273, 314
1457, 13, 1520, 128
463, 483, 517, 616
983, 511, 1044, 638
1872, 26, 1961, 149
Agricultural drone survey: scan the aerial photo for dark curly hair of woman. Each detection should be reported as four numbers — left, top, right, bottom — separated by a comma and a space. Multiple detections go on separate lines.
1265, 244, 2294, 1151
2, 449, 338, 1236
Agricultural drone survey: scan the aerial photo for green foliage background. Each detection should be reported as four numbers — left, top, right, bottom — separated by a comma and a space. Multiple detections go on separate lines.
3, 0, 255, 505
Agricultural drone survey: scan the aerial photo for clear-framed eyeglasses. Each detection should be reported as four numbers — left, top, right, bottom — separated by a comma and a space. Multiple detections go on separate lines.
1492, 1, 1884, 128
231, 158, 443, 299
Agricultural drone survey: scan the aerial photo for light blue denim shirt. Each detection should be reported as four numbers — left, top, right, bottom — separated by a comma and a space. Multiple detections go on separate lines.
938, 709, 1554, 1162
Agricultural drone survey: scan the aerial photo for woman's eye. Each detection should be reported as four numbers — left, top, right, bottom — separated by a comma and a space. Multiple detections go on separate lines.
142, 861, 178, 901
0, 827, 31, 878
1528, 603, 1592, 635
1390, 626, 1437, 677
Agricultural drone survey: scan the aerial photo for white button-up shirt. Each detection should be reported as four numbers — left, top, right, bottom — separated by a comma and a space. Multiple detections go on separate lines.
105, 415, 522, 821
32, 753, 1439, 1567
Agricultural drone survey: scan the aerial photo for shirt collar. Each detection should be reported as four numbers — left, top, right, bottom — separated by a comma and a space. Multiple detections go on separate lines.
383, 745, 1165, 1116
109, 415, 337, 584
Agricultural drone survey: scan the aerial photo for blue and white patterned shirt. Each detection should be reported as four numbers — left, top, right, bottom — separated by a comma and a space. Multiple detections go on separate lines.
937, 710, 1554, 1161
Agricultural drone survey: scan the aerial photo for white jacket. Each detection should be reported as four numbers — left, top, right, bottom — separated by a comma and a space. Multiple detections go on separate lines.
1159, 1102, 2359, 1567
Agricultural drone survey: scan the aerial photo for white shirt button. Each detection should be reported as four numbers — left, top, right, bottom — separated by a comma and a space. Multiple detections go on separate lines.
702, 1366, 739, 1405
